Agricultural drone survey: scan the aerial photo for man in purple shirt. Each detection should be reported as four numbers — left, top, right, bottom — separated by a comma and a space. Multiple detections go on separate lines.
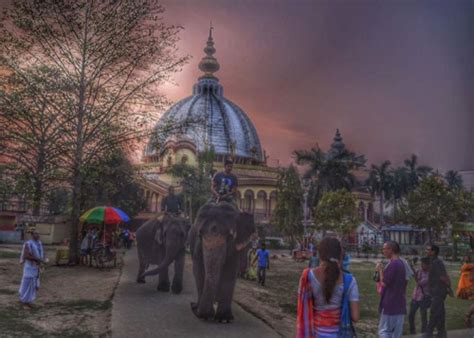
376, 240, 407, 338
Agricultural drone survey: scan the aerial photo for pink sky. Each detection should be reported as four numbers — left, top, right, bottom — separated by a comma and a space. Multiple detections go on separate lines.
155, 0, 473, 172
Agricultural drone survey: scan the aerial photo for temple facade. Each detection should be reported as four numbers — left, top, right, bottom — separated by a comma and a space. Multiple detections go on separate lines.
137, 28, 279, 223
136, 28, 376, 236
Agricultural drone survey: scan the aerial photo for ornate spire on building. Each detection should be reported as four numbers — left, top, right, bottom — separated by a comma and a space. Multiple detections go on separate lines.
198, 23, 220, 79
328, 128, 346, 158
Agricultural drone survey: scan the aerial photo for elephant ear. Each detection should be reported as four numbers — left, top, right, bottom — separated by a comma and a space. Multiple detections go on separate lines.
153, 219, 165, 244
235, 212, 256, 251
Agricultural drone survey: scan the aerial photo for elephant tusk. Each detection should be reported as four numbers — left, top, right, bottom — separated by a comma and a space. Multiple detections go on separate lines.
141, 267, 161, 278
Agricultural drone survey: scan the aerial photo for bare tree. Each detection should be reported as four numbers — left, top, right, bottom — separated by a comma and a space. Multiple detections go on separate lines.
0, 66, 68, 215
0, 0, 189, 262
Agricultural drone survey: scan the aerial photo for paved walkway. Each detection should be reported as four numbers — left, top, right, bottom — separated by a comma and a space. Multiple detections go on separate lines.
112, 249, 279, 338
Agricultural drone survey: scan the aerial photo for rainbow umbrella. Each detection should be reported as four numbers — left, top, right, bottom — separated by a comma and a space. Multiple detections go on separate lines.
80, 206, 130, 225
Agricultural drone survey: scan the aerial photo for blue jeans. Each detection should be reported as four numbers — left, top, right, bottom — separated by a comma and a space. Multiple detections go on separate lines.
378, 311, 405, 338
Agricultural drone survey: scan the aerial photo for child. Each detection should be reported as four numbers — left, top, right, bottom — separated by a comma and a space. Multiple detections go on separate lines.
252, 242, 270, 286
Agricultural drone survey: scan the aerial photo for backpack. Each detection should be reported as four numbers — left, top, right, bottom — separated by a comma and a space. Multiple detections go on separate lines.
339, 273, 357, 338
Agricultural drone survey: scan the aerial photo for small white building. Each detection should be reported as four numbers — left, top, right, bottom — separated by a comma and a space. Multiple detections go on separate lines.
356, 222, 383, 246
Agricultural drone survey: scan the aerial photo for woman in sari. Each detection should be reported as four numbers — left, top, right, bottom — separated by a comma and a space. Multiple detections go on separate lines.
297, 237, 360, 338
456, 254, 474, 301
247, 246, 258, 280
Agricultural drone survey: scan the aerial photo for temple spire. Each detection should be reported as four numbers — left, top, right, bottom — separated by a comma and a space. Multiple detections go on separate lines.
198, 23, 220, 79
328, 128, 346, 158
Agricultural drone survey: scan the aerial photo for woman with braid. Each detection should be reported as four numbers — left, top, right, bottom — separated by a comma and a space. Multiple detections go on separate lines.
297, 237, 360, 337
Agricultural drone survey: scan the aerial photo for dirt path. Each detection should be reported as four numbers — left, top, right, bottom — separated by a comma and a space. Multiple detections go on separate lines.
111, 249, 280, 338
0, 244, 122, 337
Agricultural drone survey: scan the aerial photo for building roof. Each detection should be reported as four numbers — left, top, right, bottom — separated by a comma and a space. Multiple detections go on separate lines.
145, 28, 263, 163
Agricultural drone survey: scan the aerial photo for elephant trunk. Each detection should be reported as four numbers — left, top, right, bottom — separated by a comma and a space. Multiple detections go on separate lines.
197, 234, 227, 319
141, 245, 181, 278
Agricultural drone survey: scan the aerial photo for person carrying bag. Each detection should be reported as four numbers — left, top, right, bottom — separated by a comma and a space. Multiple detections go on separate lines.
297, 237, 360, 338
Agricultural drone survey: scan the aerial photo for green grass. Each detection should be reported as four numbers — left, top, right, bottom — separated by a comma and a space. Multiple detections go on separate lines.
266, 260, 471, 336
0, 250, 21, 259
350, 262, 471, 335
43, 299, 112, 313
0, 300, 112, 337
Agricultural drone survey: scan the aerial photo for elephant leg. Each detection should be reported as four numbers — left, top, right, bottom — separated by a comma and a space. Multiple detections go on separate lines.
157, 266, 170, 292
215, 254, 239, 322
191, 242, 205, 314
172, 250, 185, 294
136, 251, 146, 284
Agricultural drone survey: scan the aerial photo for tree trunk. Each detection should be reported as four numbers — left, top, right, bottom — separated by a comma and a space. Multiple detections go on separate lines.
68, 49, 87, 263
32, 178, 43, 216
69, 165, 83, 264
392, 198, 397, 220
379, 191, 384, 226
32, 149, 46, 216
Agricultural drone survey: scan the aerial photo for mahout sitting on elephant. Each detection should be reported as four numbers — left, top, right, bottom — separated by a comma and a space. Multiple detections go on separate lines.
188, 201, 256, 322
136, 215, 190, 294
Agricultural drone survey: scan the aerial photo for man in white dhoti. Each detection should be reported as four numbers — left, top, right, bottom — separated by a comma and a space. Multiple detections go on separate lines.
19, 231, 44, 309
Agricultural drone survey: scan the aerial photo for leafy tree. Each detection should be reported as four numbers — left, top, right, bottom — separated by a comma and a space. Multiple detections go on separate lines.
366, 160, 392, 226
0, 66, 67, 215
401, 176, 467, 242
80, 150, 146, 218
314, 189, 359, 238
272, 165, 303, 244
294, 145, 365, 207
445, 170, 464, 190
386, 167, 409, 220
46, 188, 70, 215
404, 154, 432, 190
169, 149, 215, 222
0, 0, 189, 262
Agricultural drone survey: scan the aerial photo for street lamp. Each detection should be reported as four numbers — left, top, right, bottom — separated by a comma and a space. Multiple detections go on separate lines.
302, 177, 311, 236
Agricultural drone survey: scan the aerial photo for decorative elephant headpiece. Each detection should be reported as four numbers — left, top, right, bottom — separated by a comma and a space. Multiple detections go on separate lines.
155, 216, 191, 245
194, 203, 255, 251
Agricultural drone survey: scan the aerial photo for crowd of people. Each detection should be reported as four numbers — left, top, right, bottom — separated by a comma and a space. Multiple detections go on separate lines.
296, 237, 474, 338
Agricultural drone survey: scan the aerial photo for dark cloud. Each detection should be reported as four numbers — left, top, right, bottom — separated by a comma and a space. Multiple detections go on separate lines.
160, 0, 473, 171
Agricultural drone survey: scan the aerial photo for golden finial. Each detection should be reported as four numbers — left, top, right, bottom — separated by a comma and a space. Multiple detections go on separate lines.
199, 23, 220, 78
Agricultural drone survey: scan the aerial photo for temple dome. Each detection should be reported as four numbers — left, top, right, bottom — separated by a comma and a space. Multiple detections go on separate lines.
145, 27, 264, 163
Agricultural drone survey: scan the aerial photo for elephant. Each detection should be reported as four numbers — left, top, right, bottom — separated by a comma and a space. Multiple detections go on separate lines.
136, 215, 190, 294
188, 202, 256, 322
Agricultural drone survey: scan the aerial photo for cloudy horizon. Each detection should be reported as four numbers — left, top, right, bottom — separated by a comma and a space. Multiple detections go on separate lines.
158, 0, 473, 172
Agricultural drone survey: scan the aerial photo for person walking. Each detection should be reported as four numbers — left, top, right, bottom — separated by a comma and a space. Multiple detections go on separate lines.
376, 240, 407, 338
246, 245, 258, 280
425, 244, 451, 338
19, 231, 45, 309
296, 237, 360, 338
252, 242, 270, 286
408, 257, 431, 335
80, 229, 93, 265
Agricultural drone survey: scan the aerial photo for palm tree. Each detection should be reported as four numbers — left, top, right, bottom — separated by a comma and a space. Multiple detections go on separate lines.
366, 160, 392, 226
294, 146, 365, 204
404, 154, 432, 190
387, 167, 409, 220
445, 170, 463, 190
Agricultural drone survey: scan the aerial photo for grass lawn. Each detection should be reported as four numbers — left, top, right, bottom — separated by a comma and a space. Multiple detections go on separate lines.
235, 255, 472, 337
0, 250, 21, 259
351, 260, 471, 336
